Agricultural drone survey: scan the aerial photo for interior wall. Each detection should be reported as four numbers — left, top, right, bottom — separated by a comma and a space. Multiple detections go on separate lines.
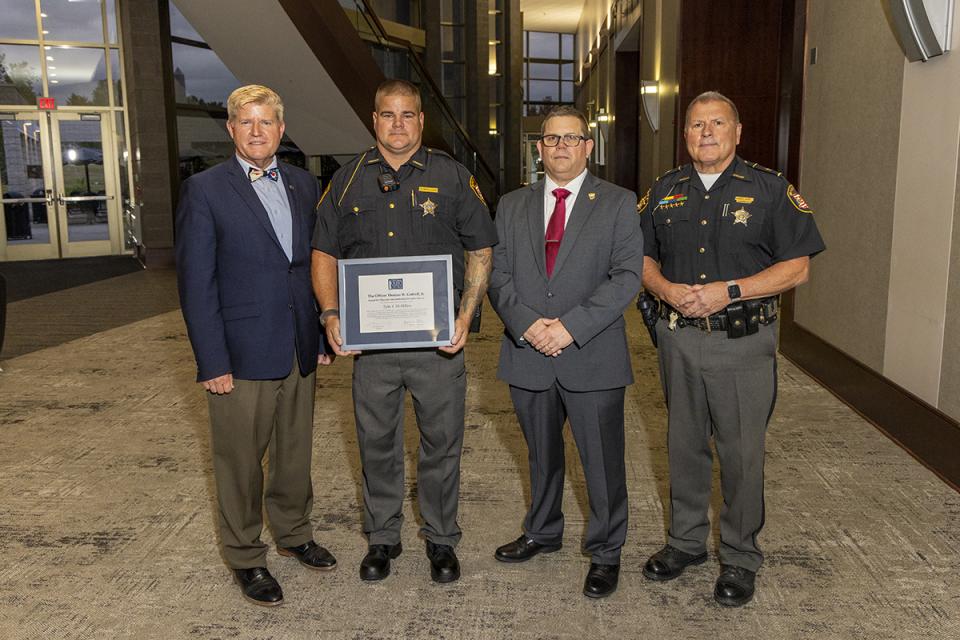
637, 0, 679, 191
943, 165, 960, 417
793, 0, 904, 371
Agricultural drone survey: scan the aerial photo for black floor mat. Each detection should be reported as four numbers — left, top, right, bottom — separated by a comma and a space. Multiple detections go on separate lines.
0, 256, 144, 303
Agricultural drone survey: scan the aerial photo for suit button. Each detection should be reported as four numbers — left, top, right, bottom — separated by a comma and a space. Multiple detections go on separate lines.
288, 304, 293, 309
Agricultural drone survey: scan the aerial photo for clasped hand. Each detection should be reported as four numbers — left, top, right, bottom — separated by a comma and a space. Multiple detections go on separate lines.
523, 317, 573, 357
663, 281, 730, 318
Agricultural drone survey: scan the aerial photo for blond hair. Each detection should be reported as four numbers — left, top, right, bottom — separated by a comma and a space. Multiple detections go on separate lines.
227, 84, 284, 122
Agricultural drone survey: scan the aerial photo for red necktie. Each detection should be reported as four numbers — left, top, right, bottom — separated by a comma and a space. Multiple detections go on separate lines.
545, 187, 570, 277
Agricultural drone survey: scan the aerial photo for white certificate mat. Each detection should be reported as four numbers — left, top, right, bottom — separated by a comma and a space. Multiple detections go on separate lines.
357, 272, 436, 334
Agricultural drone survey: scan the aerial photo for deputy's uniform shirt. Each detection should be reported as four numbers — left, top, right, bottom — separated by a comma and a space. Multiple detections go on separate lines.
639, 156, 825, 285
312, 145, 497, 291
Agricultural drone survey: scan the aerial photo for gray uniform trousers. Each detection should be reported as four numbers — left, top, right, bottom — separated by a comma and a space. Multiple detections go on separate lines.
510, 383, 628, 564
206, 355, 317, 569
352, 349, 466, 547
655, 319, 778, 572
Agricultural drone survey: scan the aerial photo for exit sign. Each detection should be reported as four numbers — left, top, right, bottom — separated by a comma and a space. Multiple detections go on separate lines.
37, 97, 56, 110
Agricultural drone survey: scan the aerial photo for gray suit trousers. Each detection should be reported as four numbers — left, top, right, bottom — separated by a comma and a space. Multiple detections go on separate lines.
206, 355, 316, 569
656, 319, 778, 572
510, 382, 628, 564
352, 349, 466, 547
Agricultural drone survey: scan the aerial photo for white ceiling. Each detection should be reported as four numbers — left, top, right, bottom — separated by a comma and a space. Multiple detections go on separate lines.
521, 0, 585, 33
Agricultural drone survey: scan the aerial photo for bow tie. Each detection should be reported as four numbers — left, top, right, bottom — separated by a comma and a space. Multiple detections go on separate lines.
248, 167, 279, 182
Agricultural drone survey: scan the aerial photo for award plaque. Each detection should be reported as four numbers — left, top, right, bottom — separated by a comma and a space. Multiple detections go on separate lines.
337, 255, 455, 351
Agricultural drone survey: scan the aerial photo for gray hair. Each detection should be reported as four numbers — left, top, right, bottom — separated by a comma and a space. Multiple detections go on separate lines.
684, 91, 740, 126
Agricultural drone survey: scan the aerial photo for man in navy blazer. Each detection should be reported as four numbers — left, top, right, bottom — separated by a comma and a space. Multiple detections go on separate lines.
176, 85, 335, 607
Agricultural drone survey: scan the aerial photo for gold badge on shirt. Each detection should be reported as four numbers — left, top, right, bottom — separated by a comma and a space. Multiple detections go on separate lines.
421, 197, 438, 217
732, 207, 752, 226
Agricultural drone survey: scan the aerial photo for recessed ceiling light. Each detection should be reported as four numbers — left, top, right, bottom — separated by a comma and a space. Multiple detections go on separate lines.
47, 56, 54, 61
40, 12, 48, 18
51, 80, 59, 84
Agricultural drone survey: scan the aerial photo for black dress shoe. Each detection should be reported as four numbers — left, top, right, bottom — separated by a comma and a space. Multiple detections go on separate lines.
277, 540, 337, 571
494, 534, 562, 563
714, 564, 756, 607
425, 541, 460, 583
643, 544, 708, 581
359, 543, 402, 581
233, 567, 283, 607
583, 563, 620, 598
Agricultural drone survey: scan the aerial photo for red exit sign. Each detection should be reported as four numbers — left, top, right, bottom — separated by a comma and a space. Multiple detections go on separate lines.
37, 97, 56, 110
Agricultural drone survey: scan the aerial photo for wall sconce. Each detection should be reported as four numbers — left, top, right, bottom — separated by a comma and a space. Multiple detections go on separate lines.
596, 108, 611, 139
641, 80, 659, 132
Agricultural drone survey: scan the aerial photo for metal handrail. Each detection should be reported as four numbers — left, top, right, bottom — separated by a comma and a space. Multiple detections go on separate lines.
350, 0, 498, 194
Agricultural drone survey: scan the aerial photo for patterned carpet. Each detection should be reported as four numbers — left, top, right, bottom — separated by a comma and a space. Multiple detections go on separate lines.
0, 296, 957, 639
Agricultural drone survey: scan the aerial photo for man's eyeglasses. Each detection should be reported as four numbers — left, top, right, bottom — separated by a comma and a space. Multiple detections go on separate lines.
540, 134, 589, 147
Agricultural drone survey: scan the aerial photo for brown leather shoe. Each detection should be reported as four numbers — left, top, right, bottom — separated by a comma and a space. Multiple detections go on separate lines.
277, 540, 337, 571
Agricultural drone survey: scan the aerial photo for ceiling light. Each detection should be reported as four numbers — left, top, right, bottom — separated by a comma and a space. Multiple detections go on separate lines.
40, 12, 48, 18
51, 80, 59, 83
47, 56, 54, 61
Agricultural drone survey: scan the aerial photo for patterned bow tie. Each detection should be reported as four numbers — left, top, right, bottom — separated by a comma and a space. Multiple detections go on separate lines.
248, 166, 279, 182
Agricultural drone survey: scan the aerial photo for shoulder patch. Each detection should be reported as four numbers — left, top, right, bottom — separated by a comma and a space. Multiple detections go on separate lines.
748, 161, 783, 178
637, 188, 650, 213
317, 181, 332, 209
787, 184, 813, 213
469, 175, 487, 206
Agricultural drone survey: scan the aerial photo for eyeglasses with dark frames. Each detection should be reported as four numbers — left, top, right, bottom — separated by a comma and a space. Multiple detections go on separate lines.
540, 134, 589, 147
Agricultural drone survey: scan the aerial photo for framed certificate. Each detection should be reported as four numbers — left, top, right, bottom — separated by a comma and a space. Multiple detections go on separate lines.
338, 255, 455, 351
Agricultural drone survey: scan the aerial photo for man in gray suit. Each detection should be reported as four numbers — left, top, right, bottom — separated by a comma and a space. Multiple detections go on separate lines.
487, 105, 644, 598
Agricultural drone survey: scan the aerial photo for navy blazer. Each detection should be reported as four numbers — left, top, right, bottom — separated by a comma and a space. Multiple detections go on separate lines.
176, 158, 323, 382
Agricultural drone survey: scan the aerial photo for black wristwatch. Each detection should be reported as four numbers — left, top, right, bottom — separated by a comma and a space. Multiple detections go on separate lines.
726, 281, 741, 302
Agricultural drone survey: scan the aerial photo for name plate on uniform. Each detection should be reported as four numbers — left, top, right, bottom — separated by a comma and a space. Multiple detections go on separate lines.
338, 255, 454, 351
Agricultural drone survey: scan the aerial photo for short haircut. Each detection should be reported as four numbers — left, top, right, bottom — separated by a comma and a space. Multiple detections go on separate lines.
684, 91, 740, 126
540, 105, 591, 138
227, 84, 284, 122
374, 79, 422, 113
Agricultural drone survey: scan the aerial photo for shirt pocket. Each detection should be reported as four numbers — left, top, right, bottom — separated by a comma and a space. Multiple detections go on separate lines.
721, 204, 768, 252
340, 197, 377, 252
652, 206, 693, 256
417, 193, 457, 244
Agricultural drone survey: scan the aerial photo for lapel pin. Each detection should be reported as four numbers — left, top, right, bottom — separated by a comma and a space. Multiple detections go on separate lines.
588, 192, 596, 200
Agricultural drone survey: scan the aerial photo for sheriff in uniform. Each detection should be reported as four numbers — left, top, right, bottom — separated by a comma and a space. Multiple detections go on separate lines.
311, 79, 497, 585
639, 91, 825, 607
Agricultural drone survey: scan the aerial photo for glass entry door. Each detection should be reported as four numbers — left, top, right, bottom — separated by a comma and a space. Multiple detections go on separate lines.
1, 111, 120, 261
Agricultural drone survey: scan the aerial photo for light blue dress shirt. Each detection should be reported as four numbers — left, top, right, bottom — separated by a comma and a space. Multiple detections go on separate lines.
236, 155, 293, 262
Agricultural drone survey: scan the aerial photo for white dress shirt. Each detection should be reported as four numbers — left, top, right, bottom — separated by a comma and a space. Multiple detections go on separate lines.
542, 168, 589, 232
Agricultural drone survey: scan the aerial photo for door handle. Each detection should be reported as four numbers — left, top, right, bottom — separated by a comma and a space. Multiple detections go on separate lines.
57, 193, 65, 206
46, 189, 54, 206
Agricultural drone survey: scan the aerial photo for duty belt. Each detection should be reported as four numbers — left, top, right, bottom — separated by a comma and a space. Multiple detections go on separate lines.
659, 297, 778, 336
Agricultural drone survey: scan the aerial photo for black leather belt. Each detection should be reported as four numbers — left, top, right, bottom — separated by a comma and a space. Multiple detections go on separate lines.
659, 297, 778, 334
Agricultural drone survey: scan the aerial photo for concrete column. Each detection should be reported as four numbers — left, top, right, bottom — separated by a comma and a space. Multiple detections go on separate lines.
118, 0, 178, 267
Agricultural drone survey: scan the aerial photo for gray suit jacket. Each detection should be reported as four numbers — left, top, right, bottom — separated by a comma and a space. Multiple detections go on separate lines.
488, 173, 644, 392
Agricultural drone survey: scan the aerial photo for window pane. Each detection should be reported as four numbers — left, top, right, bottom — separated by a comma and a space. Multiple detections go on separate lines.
0, 44, 42, 105
561, 62, 574, 80
561, 81, 574, 102
561, 34, 574, 60
441, 25, 462, 59
1, 116, 47, 246
106, 0, 117, 43
40, 0, 105, 43
177, 110, 233, 180
109, 48, 122, 106
169, 2, 204, 42
442, 62, 464, 97
172, 42, 239, 107
46, 46, 109, 106
528, 62, 558, 80
527, 31, 558, 59
528, 79, 558, 102
0, 0, 39, 40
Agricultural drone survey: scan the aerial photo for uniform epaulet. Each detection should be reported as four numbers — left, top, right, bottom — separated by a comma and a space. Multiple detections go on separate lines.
337, 150, 372, 206
426, 147, 453, 159
656, 165, 683, 182
746, 161, 783, 178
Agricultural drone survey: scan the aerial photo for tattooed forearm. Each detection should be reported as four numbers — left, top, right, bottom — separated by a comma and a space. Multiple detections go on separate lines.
459, 247, 493, 321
